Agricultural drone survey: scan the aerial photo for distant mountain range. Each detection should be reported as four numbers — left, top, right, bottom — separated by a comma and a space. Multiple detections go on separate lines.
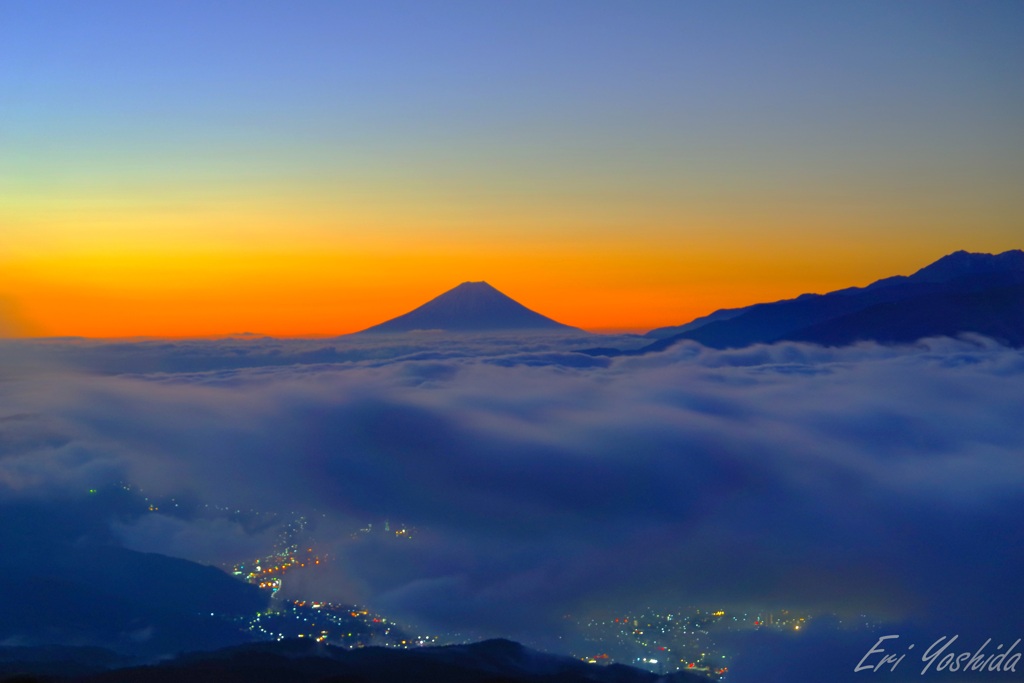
359, 281, 580, 333
589, 250, 1024, 355
355, 251, 1022, 348
2, 638, 707, 683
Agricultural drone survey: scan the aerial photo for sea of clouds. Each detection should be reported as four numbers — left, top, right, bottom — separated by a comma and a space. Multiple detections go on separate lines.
2, 333, 1022, 680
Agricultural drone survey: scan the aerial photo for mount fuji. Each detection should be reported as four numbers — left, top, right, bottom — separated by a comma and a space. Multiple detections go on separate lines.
359, 281, 580, 333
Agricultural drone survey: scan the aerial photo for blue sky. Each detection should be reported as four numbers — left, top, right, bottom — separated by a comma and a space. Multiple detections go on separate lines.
2, 1, 1023, 335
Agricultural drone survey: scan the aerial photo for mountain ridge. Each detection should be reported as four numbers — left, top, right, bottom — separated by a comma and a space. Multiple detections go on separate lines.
24, 637, 709, 682
591, 249, 1024, 354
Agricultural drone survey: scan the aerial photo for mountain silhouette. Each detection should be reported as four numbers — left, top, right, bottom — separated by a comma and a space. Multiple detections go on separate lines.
49, 638, 708, 682
587, 250, 1024, 355
360, 281, 580, 333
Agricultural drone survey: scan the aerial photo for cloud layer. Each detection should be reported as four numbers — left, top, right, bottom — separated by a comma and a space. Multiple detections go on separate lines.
2, 335, 1022, 676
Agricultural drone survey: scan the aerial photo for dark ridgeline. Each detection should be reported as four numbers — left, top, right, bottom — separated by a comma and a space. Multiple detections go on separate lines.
359, 281, 581, 333
0, 496, 267, 669
4, 638, 709, 683
587, 249, 1024, 355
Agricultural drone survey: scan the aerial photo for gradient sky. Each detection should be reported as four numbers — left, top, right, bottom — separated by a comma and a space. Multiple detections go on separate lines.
2, 0, 1023, 336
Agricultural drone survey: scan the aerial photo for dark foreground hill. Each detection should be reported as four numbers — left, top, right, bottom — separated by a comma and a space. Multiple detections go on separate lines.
1, 638, 709, 683
589, 250, 1024, 355
360, 281, 581, 333
0, 498, 266, 663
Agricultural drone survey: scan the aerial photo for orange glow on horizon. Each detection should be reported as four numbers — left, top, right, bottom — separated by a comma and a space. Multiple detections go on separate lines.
2, 234, 1017, 338
2, 248, 916, 338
